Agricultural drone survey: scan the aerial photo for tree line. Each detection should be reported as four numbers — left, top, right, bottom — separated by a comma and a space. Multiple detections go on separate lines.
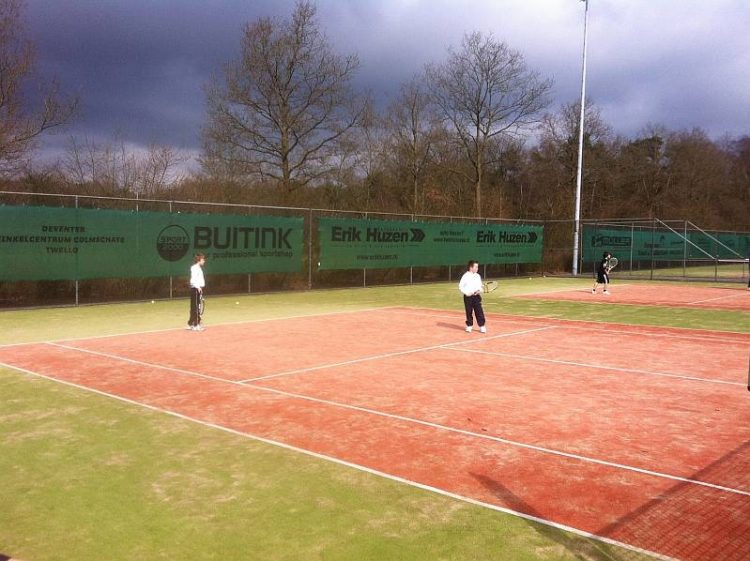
2, 0, 749, 232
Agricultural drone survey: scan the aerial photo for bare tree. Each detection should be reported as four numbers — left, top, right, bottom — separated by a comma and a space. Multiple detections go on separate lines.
384, 76, 436, 213
61, 134, 186, 196
202, 0, 363, 191
0, 0, 77, 175
426, 32, 552, 216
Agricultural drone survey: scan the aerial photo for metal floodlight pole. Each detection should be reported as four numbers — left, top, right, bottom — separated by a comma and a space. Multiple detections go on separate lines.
572, 0, 589, 275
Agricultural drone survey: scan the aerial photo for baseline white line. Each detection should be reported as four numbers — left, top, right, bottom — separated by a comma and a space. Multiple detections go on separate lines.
0, 361, 678, 561
509, 284, 634, 298
0, 305, 401, 348
242, 383, 750, 499
396, 306, 750, 340
448, 347, 745, 388
46, 342, 241, 386
19, 340, 750, 498
240, 326, 556, 383
688, 292, 749, 305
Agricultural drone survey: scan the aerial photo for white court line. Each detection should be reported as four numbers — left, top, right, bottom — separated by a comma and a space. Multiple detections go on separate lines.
10, 342, 750, 500
405, 308, 750, 343
448, 347, 745, 388
0, 360, 678, 561
240, 326, 556, 383
46, 342, 239, 386
396, 306, 750, 340
0, 305, 401, 349
510, 284, 633, 298
688, 292, 750, 305
243, 382, 750, 500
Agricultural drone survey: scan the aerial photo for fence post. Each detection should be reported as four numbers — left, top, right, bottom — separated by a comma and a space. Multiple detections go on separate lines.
483, 217, 488, 279
650, 218, 656, 281
308, 208, 313, 290
629, 223, 634, 275
410, 213, 414, 285
169, 200, 173, 299
683, 221, 687, 279
75, 195, 79, 306
247, 205, 253, 293
363, 212, 367, 288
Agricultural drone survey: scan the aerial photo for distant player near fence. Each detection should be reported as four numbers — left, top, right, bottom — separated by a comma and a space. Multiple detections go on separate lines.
592, 252, 614, 295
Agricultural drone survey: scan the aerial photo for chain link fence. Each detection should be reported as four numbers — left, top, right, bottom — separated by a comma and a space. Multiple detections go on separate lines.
1, 191, 747, 307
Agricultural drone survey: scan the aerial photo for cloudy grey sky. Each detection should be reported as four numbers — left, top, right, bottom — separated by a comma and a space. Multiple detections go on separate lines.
25, 0, 750, 166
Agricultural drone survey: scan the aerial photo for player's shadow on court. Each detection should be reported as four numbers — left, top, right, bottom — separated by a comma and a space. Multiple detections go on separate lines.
1, 555, 13, 561
436, 322, 467, 331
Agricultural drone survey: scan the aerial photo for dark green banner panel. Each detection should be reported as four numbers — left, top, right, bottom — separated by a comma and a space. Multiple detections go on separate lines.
318, 218, 543, 270
582, 225, 750, 263
0, 206, 303, 281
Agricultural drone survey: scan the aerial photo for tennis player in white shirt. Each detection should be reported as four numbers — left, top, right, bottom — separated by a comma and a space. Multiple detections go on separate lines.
458, 260, 486, 333
187, 253, 206, 331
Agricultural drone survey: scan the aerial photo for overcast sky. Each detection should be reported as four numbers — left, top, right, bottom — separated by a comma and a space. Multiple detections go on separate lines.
24, 0, 750, 167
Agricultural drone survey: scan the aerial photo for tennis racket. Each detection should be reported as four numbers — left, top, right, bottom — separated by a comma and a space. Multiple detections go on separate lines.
606, 257, 619, 271
198, 293, 205, 317
483, 280, 498, 293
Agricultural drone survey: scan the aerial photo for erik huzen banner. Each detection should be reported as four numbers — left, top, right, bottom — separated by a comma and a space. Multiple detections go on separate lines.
318, 217, 543, 270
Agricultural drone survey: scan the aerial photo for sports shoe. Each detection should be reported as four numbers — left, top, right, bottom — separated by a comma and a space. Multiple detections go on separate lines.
479, 326, 486, 333
185, 325, 193, 330
465, 326, 473, 333
193, 325, 205, 332
603, 290, 610, 295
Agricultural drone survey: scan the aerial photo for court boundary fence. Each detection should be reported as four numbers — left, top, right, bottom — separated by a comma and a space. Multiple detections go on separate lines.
575, 217, 749, 284
0, 191, 748, 307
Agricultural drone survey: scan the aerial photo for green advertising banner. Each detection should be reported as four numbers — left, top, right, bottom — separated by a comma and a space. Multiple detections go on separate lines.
0, 206, 303, 281
582, 225, 750, 263
318, 218, 543, 270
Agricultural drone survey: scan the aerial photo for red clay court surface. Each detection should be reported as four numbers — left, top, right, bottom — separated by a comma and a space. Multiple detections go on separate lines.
2, 307, 750, 560
519, 284, 750, 311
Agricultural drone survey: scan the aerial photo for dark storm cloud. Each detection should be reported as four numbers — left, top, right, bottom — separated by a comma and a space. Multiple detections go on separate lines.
22, 0, 750, 164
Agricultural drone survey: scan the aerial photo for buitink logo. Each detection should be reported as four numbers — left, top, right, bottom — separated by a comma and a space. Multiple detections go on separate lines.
156, 225, 190, 261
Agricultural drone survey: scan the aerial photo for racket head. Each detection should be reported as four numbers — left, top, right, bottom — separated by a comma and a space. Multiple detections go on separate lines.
607, 257, 619, 270
483, 280, 498, 293
198, 294, 205, 316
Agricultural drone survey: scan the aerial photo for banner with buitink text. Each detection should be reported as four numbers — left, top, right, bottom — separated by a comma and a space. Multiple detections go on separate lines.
0, 205, 304, 281
318, 217, 543, 270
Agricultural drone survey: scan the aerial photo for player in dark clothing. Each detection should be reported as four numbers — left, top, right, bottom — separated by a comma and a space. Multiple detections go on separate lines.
592, 252, 612, 295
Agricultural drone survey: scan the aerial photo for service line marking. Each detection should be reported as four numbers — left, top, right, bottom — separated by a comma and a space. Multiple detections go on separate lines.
448, 347, 745, 388
240, 326, 556, 383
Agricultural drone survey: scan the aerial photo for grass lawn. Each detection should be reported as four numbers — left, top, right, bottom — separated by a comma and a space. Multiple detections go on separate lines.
1, 277, 746, 560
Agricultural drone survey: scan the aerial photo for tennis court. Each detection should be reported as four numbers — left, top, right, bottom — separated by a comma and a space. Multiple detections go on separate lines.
2, 306, 748, 561
520, 284, 750, 311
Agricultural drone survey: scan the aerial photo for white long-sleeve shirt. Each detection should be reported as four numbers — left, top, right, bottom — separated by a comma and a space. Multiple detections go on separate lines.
189, 263, 205, 289
458, 270, 482, 297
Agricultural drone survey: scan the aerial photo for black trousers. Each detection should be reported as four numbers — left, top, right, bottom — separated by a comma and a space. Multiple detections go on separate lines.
463, 294, 485, 327
188, 287, 202, 326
